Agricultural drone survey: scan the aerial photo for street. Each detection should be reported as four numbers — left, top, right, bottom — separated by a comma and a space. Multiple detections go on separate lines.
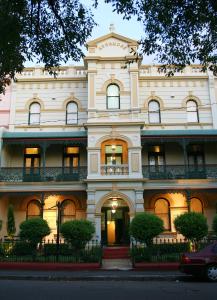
0, 280, 216, 300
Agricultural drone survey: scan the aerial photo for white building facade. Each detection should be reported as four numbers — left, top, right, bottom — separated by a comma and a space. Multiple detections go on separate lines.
0, 31, 217, 244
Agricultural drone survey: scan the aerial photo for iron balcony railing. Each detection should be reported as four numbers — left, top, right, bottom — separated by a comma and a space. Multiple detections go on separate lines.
0, 167, 87, 182
142, 164, 217, 179
101, 164, 129, 175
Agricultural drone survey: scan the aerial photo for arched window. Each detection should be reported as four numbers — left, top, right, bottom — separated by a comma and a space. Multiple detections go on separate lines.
107, 84, 120, 109
29, 102, 40, 125
61, 200, 76, 223
155, 199, 170, 231
148, 100, 161, 123
190, 198, 203, 213
26, 200, 41, 219
187, 100, 199, 123
66, 102, 78, 124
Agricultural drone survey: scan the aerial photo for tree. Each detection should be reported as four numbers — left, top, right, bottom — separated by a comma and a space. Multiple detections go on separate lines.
102, 0, 217, 75
60, 219, 95, 250
130, 212, 164, 246
212, 214, 217, 235
7, 204, 16, 239
174, 212, 208, 244
19, 217, 51, 249
0, 0, 96, 93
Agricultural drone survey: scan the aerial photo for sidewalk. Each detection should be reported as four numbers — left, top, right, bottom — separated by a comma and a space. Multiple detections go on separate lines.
0, 269, 191, 282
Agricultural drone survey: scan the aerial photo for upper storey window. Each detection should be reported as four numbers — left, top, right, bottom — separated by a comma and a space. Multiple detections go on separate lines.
29, 102, 40, 125
148, 100, 161, 123
187, 100, 199, 123
107, 84, 120, 109
66, 101, 78, 124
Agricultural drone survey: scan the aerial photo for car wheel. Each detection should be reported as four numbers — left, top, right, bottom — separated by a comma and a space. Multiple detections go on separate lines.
206, 265, 217, 282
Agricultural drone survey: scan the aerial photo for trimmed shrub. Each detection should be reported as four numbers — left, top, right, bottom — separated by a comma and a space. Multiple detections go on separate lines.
130, 213, 164, 246
19, 217, 51, 249
212, 214, 217, 236
7, 204, 16, 239
12, 241, 34, 256
60, 220, 95, 250
174, 212, 208, 243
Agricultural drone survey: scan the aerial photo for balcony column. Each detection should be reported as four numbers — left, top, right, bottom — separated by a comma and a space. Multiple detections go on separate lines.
40, 192, 45, 218
86, 191, 100, 240
181, 139, 188, 177
135, 189, 144, 213
186, 190, 191, 212
41, 144, 48, 180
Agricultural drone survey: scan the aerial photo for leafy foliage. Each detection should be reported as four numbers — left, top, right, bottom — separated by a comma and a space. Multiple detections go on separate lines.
104, 0, 217, 75
60, 219, 95, 250
174, 212, 208, 243
212, 214, 217, 235
130, 213, 164, 246
19, 217, 51, 248
7, 204, 16, 239
0, 0, 96, 93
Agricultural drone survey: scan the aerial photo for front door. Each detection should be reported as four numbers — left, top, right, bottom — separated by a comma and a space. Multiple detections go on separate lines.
24, 147, 41, 181
101, 207, 130, 246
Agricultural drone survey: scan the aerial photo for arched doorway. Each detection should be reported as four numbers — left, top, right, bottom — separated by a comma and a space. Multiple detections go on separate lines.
101, 198, 130, 246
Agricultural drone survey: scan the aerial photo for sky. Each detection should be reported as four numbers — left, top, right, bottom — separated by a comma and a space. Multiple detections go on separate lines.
26, 1, 154, 67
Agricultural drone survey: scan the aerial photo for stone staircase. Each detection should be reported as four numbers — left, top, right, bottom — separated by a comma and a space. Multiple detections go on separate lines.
102, 247, 132, 270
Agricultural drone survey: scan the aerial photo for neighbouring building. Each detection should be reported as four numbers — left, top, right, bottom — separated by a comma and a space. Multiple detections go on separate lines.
0, 30, 217, 245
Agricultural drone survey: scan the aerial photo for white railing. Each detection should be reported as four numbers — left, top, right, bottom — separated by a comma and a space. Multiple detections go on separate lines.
101, 164, 129, 175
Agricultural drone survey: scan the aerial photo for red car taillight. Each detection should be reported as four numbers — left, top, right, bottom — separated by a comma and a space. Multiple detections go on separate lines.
181, 254, 191, 264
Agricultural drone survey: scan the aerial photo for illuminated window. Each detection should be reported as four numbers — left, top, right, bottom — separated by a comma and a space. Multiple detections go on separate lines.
107, 84, 120, 109
61, 200, 76, 223
66, 102, 78, 124
26, 200, 41, 219
190, 198, 203, 213
24, 147, 40, 174
63, 146, 80, 171
29, 102, 40, 125
148, 100, 161, 123
155, 199, 170, 231
187, 100, 199, 123
105, 145, 123, 165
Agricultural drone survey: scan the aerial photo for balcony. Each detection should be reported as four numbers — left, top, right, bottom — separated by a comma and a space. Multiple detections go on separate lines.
142, 165, 217, 180
0, 167, 87, 183
101, 164, 129, 175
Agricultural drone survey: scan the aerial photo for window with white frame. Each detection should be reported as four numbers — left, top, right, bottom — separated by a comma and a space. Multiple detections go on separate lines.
107, 84, 120, 109
187, 100, 199, 123
29, 102, 41, 125
148, 100, 161, 123
66, 101, 78, 124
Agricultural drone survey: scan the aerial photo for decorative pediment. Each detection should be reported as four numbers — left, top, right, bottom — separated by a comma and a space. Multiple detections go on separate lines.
87, 32, 138, 57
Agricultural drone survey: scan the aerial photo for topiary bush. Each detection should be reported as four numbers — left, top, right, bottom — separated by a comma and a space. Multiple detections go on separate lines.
7, 204, 16, 239
60, 220, 95, 251
130, 212, 164, 246
19, 217, 51, 250
212, 214, 217, 236
174, 212, 208, 244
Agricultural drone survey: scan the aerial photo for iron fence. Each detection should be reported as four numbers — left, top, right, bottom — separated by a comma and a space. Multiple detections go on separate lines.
0, 166, 87, 182
0, 239, 102, 263
142, 164, 217, 179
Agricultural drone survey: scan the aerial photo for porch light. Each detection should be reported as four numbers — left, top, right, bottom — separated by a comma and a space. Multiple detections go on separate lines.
111, 198, 118, 213
111, 145, 116, 151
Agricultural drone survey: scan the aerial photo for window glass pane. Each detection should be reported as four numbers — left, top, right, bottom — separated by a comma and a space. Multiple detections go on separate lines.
66, 147, 79, 154
149, 101, 159, 111
67, 113, 77, 124
25, 158, 32, 168
30, 103, 40, 113
25, 148, 39, 155
30, 113, 40, 124
67, 102, 77, 112
73, 157, 79, 167
190, 198, 203, 213
107, 96, 119, 109
187, 101, 198, 122
107, 84, 119, 96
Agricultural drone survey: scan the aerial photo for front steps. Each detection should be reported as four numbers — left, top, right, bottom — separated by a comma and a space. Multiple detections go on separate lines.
102, 247, 132, 270
103, 247, 130, 259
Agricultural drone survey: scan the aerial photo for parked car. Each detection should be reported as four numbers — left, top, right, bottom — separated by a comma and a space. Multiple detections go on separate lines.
179, 242, 217, 281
